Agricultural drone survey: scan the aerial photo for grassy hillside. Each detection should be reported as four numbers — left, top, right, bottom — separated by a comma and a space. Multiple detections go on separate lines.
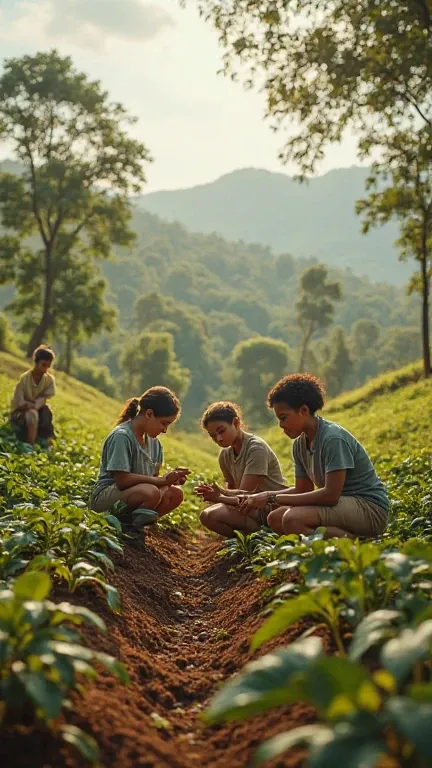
262, 362, 431, 474
1, 353, 430, 528
0, 351, 215, 477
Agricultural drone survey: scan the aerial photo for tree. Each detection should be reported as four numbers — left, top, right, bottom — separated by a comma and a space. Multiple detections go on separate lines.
321, 327, 353, 397
192, 1, 432, 176
0, 50, 150, 355
133, 292, 217, 417
229, 336, 293, 424
380, 326, 422, 371
296, 265, 342, 371
121, 332, 190, 400
72, 357, 117, 398
357, 130, 432, 376
208, 311, 252, 357
351, 319, 381, 359
7, 255, 117, 374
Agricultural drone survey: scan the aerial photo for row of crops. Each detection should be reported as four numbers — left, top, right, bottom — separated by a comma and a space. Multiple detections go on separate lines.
207, 450, 432, 766
0, 426, 130, 763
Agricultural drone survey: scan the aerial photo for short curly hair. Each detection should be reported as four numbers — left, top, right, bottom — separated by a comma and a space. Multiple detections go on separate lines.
267, 373, 326, 415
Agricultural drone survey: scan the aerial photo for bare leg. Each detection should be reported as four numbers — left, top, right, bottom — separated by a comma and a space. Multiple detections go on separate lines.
267, 507, 286, 535
200, 503, 261, 537
282, 506, 354, 539
25, 410, 39, 445
118, 483, 161, 511
156, 486, 184, 518
282, 506, 321, 536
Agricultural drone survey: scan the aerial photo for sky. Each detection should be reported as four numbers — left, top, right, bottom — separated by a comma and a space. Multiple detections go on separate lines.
0, 0, 362, 193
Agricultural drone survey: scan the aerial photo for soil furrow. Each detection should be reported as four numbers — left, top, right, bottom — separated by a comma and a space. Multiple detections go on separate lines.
2, 529, 320, 768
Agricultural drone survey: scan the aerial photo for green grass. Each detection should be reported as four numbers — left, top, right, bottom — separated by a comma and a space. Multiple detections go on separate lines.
1, 350, 431, 531
0, 351, 217, 530
262, 364, 432, 476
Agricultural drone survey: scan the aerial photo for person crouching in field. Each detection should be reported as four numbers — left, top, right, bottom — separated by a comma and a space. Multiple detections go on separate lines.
240, 374, 389, 540
10, 345, 56, 448
91, 386, 189, 532
196, 401, 286, 536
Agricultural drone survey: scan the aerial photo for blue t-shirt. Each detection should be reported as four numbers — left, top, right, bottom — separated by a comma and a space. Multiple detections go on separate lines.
93, 421, 163, 497
292, 417, 389, 511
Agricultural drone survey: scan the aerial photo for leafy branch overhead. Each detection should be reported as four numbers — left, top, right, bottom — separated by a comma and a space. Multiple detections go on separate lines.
0, 50, 151, 355
192, 0, 432, 175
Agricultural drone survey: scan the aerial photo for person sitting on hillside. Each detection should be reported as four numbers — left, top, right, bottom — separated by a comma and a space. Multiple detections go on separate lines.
10, 345, 56, 449
196, 401, 287, 537
91, 386, 190, 532
239, 374, 389, 539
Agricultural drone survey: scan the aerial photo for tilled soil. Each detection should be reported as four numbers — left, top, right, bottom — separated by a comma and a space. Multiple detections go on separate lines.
2, 529, 328, 768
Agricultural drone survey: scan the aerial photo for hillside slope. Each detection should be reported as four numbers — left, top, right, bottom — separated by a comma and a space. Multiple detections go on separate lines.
1, 351, 429, 487
262, 362, 431, 481
139, 167, 410, 284
0, 351, 215, 472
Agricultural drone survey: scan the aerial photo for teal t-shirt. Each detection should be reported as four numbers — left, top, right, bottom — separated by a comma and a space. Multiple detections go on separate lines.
292, 417, 389, 511
93, 421, 163, 497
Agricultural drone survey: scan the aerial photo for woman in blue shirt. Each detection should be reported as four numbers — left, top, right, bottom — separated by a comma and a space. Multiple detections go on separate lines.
91, 386, 189, 531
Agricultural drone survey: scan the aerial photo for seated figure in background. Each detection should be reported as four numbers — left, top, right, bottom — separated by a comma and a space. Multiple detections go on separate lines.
11, 345, 56, 449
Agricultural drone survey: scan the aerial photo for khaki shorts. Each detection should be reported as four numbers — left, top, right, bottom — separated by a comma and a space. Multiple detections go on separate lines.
317, 496, 388, 538
91, 484, 123, 513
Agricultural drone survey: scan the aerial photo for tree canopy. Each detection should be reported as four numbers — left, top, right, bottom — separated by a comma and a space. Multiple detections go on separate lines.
0, 50, 150, 355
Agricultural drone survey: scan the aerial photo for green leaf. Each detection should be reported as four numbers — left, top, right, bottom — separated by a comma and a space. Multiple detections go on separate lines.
14, 571, 51, 601
103, 514, 122, 532
302, 656, 372, 716
386, 697, 432, 759
48, 641, 93, 661
251, 591, 329, 651
349, 610, 401, 661
408, 683, 432, 703
309, 735, 387, 768
252, 725, 332, 766
105, 583, 121, 613
54, 602, 106, 632
205, 637, 323, 723
60, 724, 99, 763
17, 671, 64, 719
381, 620, 432, 682
95, 652, 129, 684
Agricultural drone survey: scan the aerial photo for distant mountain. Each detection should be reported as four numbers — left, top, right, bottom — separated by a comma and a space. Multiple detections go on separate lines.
139, 167, 410, 285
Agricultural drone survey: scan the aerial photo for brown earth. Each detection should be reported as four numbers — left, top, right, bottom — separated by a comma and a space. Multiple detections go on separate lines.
2, 529, 329, 768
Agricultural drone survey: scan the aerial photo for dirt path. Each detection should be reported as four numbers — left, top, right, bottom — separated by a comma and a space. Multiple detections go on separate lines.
2, 530, 318, 768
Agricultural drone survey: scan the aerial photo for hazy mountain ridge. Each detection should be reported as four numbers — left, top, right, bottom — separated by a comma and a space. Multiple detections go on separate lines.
138, 166, 409, 285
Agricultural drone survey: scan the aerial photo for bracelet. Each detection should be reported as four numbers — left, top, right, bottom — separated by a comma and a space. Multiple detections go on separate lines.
267, 493, 278, 506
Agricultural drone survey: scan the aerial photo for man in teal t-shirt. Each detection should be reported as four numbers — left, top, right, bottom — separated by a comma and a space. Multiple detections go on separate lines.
240, 374, 389, 539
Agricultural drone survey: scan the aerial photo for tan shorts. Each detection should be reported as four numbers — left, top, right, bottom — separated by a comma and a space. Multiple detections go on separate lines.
91, 484, 123, 513
91, 483, 168, 513
317, 496, 388, 538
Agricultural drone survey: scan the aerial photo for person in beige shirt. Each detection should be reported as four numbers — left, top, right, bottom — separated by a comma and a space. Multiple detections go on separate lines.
196, 401, 286, 536
11, 345, 56, 448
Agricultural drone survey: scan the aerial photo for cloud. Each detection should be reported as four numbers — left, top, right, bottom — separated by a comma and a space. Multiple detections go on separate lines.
48, 0, 174, 44
0, 0, 175, 48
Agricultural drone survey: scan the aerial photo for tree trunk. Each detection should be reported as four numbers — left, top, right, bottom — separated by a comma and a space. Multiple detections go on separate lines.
26, 245, 54, 357
65, 331, 73, 375
298, 323, 314, 372
420, 245, 431, 378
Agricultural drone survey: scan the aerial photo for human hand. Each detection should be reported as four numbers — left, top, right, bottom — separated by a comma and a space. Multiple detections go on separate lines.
175, 467, 191, 485
163, 470, 183, 486
194, 482, 221, 503
175, 467, 191, 486
239, 491, 269, 516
